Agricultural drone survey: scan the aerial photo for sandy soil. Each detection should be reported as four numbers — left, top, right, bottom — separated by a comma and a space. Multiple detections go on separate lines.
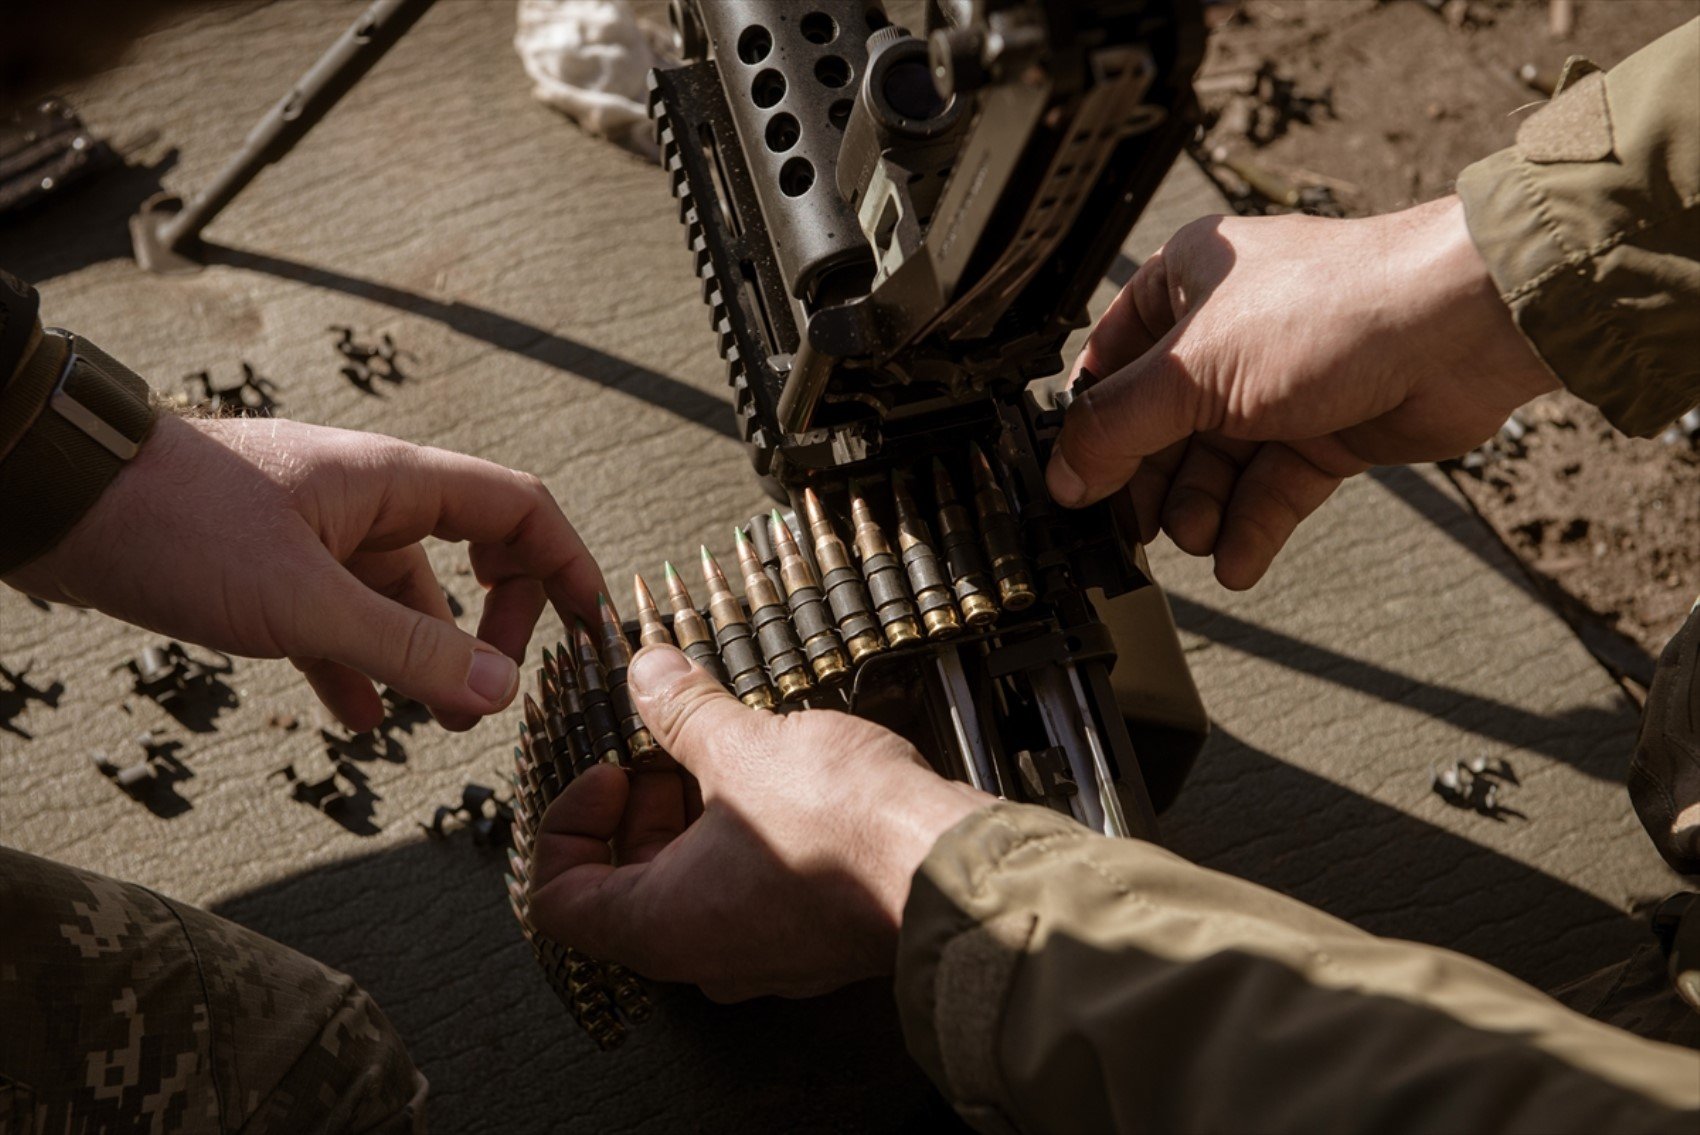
1192, 0, 1700, 674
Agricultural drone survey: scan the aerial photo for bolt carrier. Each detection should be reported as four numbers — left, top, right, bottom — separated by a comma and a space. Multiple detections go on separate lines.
803, 488, 884, 664
572, 620, 628, 765
969, 443, 1037, 611
701, 546, 778, 710
932, 458, 1000, 626
851, 491, 924, 647
892, 472, 963, 639
770, 508, 850, 684
735, 526, 814, 702
662, 561, 732, 686
598, 593, 662, 765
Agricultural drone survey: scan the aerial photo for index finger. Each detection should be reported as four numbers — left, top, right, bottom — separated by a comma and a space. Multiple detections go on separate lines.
360, 445, 607, 625
1075, 245, 1170, 385
1047, 322, 1202, 508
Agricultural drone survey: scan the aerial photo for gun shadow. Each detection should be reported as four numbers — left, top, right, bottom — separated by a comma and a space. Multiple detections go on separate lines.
1168, 593, 1638, 784
1367, 465, 1658, 687
199, 244, 741, 442
0, 148, 179, 277
206, 737, 1666, 1132
211, 825, 968, 1134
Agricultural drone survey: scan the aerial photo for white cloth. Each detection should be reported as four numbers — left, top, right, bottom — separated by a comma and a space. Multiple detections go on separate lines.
514, 0, 678, 159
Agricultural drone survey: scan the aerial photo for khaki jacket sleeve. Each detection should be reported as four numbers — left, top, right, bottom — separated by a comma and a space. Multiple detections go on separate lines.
1456, 20, 1700, 436
896, 803, 1700, 1135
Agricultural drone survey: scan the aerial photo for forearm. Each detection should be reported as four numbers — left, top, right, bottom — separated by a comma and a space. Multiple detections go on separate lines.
1457, 19, 1700, 436
897, 803, 1700, 1134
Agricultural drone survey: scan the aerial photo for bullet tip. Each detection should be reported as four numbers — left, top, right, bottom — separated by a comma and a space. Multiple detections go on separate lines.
664, 560, 678, 580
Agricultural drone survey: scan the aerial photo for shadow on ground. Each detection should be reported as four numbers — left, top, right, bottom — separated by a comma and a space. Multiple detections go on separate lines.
0, 150, 177, 279
1, 185, 740, 444
1170, 594, 1636, 783
1160, 725, 1656, 994
205, 715, 1660, 1131
211, 838, 966, 1135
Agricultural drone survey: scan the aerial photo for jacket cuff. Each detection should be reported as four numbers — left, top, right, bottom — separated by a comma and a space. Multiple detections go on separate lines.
1456, 23, 1700, 437
895, 803, 1092, 1133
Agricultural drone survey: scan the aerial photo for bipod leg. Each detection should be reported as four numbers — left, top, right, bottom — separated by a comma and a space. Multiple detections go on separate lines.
130, 0, 438, 274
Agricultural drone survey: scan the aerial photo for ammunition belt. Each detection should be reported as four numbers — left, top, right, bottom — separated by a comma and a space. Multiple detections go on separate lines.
504, 441, 1038, 1046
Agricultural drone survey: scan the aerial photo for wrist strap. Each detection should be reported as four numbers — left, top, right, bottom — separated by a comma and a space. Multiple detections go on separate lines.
0, 269, 40, 396
0, 329, 156, 575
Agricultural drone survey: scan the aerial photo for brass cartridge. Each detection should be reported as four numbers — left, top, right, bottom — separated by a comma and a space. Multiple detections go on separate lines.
802, 488, 884, 664
931, 458, 1000, 626
701, 546, 778, 710
550, 640, 597, 775
851, 491, 923, 647
572, 620, 627, 765
632, 573, 672, 648
735, 526, 813, 702
892, 471, 962, 639
770, 508, 849, 684
598, 593, 661, 764
969, 443, 1037, 610
662, 561, 732, 686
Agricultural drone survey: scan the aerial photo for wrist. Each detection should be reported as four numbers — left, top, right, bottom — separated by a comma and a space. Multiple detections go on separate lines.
1404, 197, 1561, 408
862, 770, 994, 944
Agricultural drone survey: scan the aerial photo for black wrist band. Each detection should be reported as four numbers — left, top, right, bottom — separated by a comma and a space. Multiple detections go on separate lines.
0, 269, 40, 396
0, 329, 156, 575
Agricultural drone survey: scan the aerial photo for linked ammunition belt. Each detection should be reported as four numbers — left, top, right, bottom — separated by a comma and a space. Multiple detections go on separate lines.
505, 442, 1038, 1048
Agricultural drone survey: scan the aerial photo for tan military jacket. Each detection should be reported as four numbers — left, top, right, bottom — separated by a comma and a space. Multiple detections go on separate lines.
896, 23, 1700, 1134
898, 805, 1698, 1134
1458, 20, 1700, 436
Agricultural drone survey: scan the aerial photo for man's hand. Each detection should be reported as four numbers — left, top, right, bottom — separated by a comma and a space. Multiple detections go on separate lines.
4, 415, 605, 732
528, 645, 991, 1001
1046, 197, 1559, 589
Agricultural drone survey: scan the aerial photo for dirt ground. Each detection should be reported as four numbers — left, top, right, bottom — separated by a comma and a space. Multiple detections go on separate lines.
1192, 0, 1700, 679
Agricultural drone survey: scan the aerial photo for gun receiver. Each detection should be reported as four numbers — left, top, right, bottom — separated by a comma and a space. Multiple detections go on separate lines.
647, 0, 1209, 840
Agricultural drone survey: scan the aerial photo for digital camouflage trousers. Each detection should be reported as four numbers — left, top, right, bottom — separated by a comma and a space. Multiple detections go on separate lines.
0, 847, 426, 1134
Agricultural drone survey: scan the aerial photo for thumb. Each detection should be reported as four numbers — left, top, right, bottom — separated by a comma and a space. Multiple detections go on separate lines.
306, 563, 520, 717
627, 645, 760, 783
1046, 337, 1202, 508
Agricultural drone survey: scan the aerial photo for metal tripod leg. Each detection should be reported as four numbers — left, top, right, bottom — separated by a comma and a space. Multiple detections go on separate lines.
130, 0, 438, 274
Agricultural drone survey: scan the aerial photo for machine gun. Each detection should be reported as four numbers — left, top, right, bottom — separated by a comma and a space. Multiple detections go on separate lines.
128, 0, 1212, 1047
640, 0, 1210, 840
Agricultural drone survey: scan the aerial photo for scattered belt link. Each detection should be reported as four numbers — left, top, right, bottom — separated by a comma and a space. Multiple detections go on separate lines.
504, 443, 1036, 1048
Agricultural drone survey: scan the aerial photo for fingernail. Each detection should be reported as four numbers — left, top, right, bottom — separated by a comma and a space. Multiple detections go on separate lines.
628, 645, 693, 697
1047, 453, 1087, 507
467, 649, 519, 705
